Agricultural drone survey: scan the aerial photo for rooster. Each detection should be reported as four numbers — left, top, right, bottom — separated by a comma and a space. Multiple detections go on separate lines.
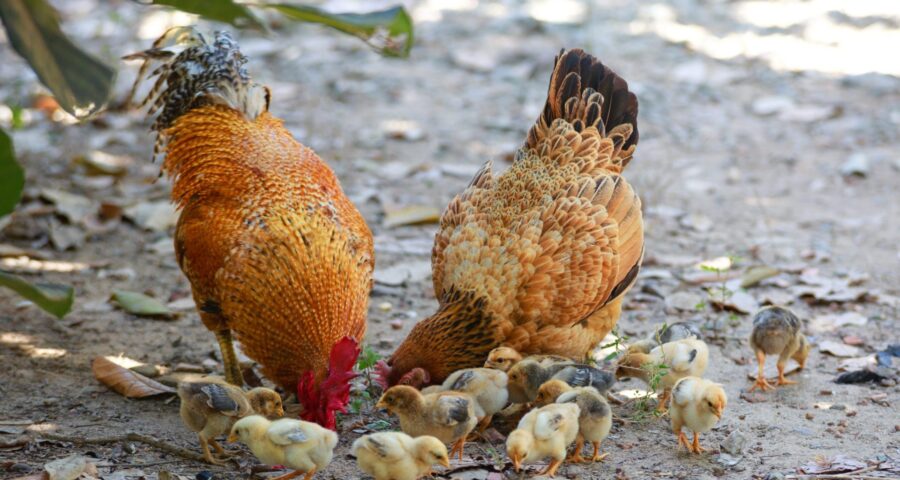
127, 29, 373, 428
378, 49, 643, 387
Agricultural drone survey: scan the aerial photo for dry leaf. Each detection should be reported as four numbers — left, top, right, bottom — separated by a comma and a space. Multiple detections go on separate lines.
383, 205, 440, 228
112, 290, 173, 318
811, 312, 868, 332
92, 356, 175, 398
800, 455, 866, 474
44, 455, 88, 480
819, 341, 861, 358
740, 266, 780, 288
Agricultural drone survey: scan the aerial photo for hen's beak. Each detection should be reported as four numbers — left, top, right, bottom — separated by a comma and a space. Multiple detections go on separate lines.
227, 432, 238, 443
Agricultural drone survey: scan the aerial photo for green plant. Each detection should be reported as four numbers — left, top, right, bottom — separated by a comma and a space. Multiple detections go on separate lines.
696, 255, 741, 339
348, 344, 383, 414
599, 326, 629, 362
632, 360, 669, 420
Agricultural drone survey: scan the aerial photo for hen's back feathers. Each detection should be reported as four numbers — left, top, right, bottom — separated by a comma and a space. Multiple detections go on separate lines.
432, 49, 643, 338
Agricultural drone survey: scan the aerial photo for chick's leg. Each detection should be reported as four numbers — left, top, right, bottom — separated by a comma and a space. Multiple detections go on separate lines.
656, 389, 671, 414
198, 434, 226, 465
673, 418, 691, 452
271, 469, 306, 480
214, 329, 243, 386
566, 437, 587, 463
691, 433, 706, 454
449, 438, 466, 461
749, 350, 773, 392
591, 441, 608, 462
540, 458, 563, 477
208, 438, 233, 458
776, 357, 796, 386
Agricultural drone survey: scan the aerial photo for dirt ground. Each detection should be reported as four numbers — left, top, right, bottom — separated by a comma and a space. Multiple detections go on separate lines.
1, 0, 899, 479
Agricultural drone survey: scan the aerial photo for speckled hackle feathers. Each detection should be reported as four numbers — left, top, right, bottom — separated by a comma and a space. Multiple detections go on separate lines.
382, 49, 644, 386
127, 29, 374, 395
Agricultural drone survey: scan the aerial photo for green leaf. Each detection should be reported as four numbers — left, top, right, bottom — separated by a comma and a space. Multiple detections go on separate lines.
266, 4, 414, 57
112, 290, 173, 318
0, 271, 74, 319
0, 129, 24, 217
0, 0, 115, 118
150, 0, 265, 30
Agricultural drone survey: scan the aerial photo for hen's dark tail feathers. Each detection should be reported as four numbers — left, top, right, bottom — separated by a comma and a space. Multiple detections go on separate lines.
526, 49, 639, 168
124, 28, 269, 159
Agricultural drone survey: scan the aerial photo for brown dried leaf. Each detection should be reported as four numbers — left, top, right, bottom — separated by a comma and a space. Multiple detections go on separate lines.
383, 205, 440, 228
92, 356, 175, 398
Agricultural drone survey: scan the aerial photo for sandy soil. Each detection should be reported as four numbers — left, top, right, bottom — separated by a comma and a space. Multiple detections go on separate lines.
1, 1, 898, 479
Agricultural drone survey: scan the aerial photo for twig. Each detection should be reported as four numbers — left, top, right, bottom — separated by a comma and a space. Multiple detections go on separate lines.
98, 459, 183, 468
34, 431, 209, 464
787, 465, 883, 479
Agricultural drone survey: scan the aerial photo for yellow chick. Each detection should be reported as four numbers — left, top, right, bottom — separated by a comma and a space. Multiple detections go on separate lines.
419, 368, 509, 432
615, 337, 708, 412
508, 359, 613, 404
668, 376, 726, 454
748, 306, 811, 391
535, 380, 612, 463
377, 386, 477, 460
228, 415, 337, 480
484, 346, 571, 372
506, 402, 580, 477
177, 379, 283, 464
352, 431, 449, 480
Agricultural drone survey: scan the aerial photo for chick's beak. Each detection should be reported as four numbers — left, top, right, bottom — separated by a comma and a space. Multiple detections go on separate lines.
440, 457, 450, 468
276, 407, 285, 417
512, 453, 521, 472
227, 432, 238, 443
714, 407, 723, 419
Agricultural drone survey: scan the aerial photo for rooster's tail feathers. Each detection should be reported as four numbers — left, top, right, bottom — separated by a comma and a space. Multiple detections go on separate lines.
526, 49, 639, 170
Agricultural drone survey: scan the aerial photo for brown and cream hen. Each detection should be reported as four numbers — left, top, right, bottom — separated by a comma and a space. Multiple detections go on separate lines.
378, 49, 643, 387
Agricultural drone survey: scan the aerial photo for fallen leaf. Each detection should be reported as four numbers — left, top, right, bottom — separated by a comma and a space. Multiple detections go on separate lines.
381, 119, 425, 141
44, 455, 88, 480
710, 290, 758, 314
383, 205, 440, 228
838, 355, 876, 371
665, 291, 704, 311
166, 297, 196, 311
740, 266, 780, 288
124, 201, 177, 232
40, 188, 95, 224
75, 150, 130, 176
112, 290, 172, 318
811, 312, 868, 332
799, 455, 866, 474
92, 356, 175, 398
819, 341, 861, 358
373, 260, 432, 286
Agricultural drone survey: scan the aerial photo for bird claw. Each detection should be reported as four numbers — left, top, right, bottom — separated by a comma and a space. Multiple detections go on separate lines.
776, 376, 796, 386
676, 432, 691, 452
566, 453, 587, 463
748, 378, 774, 392
592, 452, 609, 462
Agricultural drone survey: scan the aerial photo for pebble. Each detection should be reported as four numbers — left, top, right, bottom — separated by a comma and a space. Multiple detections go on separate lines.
840, 153, 869, 177
721, 429, 748, 455
805, 413, 815, 420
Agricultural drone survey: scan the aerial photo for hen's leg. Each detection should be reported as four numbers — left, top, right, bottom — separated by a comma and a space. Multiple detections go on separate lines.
214, 329, 243, 386
566, 437, 586, 463
749, 350, 773, 391
591, 441, 608, 462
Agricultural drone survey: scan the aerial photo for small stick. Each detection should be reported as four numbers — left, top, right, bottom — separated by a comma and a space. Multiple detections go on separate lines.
786, 465, 882, 479
34, 431, 208, 464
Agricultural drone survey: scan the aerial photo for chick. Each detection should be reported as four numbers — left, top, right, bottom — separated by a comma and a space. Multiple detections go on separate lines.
668, 376, 726, 454
628, 322, 702, 354
484, 346, 571, 372
421, 368, 509, 432
177, 380, 283, 464
352, 431, 449, 480
535, 380, 612, 462
506, 402, 580, 477
377, 386, 477, 460
508, 359, 614, 404
748, 306, 811, 392
228, 415, 337, 480
615, 337, 708, 413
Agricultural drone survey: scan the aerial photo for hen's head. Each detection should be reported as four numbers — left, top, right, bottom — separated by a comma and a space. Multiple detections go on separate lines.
297, 336, 360, 430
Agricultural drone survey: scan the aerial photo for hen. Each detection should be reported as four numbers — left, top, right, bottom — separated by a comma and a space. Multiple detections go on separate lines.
378, 49, 642, 387
128, 29, 373, 424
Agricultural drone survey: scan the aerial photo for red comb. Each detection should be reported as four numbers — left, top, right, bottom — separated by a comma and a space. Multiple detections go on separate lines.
297, 336, 360, 430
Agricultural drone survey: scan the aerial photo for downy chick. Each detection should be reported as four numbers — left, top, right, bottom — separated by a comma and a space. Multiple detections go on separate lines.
557, 386, 612, 463
178, 380, 283, 464
615, 337, 708, 412
228, 415, 337, 480
422, 368, 509, 432
748, 306, 810, 392
508, 359, 614, 404
628, 322, 701, 354
352, 432, 449, 480
669, 376, 726, 454
484, 346, 572, 372
506, 402, 580, 477
377, 386, 477, 460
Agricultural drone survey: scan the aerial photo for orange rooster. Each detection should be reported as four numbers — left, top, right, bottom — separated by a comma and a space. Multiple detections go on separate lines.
128, 29, 373, 426
378, 49, 643, 387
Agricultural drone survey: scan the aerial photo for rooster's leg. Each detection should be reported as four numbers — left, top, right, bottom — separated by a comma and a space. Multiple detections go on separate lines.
215, 329, 243, 386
